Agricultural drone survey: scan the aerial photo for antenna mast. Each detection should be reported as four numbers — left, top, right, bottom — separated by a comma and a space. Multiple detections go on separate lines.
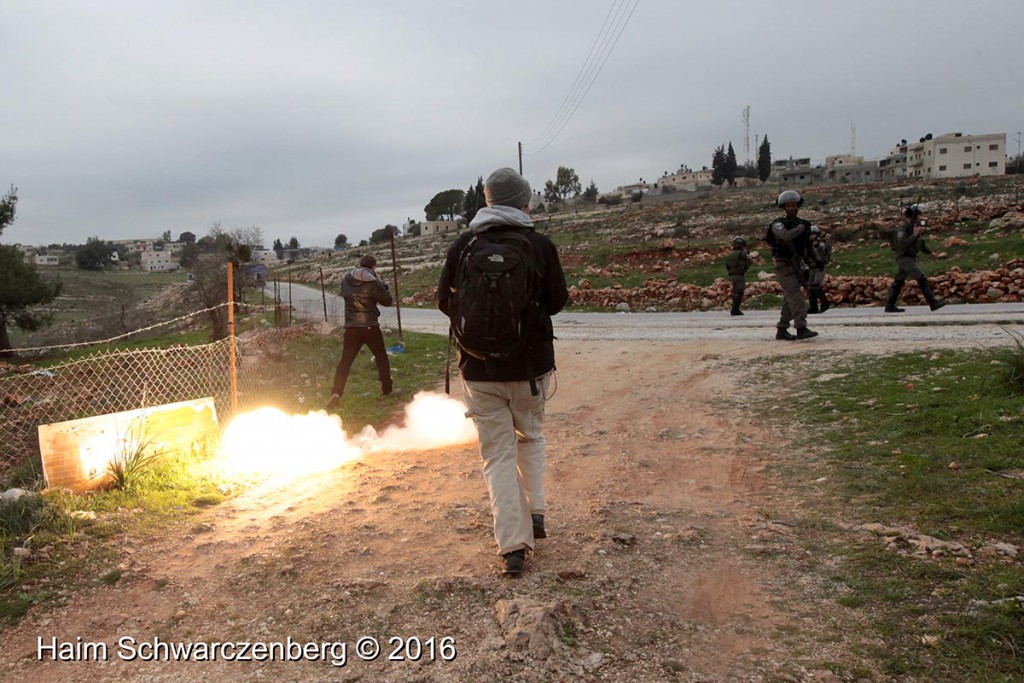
743, 105, 752, 164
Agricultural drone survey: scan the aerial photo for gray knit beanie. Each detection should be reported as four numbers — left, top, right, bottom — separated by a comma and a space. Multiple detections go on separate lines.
483, 167, 531, 209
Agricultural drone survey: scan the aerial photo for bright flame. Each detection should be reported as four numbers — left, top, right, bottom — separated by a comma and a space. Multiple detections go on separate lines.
218, 392, 478, 481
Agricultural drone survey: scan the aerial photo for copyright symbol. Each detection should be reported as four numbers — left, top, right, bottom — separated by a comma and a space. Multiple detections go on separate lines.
355, 636, 380, 661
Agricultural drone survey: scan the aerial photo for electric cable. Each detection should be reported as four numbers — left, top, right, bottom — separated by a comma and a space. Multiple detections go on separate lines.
523, 0, 640, 156
524, 0, 633, 154
524, 0, 624, 148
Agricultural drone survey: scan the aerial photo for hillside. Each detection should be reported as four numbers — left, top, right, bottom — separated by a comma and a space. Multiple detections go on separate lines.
267, 176, 1024, 312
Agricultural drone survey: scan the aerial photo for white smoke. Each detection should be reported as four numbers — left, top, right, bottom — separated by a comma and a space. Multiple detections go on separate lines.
218, 391, 478, 480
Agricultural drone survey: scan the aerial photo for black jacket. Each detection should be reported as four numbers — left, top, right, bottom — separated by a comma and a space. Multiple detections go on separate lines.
436, 207, 568, 382
341, 267, 392, 328
767, 216, 812, 262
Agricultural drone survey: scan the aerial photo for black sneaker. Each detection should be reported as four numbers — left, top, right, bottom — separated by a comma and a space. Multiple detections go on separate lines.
502, 549, 525, 576
775, 328, 796, 341
532, 514, 546, 539
884, 305, 904, 313
796, 327, 819, 340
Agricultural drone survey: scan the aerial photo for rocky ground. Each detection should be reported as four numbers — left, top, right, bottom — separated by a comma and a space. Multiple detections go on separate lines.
4, 332, 1019, 682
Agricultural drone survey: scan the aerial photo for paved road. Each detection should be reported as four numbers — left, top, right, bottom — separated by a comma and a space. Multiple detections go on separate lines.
272, 282, 1024, 346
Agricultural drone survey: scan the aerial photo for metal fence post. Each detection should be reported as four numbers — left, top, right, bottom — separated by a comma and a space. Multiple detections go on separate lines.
227, 260, 238, 416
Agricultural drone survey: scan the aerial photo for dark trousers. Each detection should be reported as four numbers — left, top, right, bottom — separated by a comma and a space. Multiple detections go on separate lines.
331, 326, 391, 396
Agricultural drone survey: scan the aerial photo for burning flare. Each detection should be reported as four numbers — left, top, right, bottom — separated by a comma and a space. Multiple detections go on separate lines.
218, 392, 477, 480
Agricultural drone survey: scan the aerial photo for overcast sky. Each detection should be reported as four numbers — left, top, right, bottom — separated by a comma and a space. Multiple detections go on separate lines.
2, 0, 1021, 248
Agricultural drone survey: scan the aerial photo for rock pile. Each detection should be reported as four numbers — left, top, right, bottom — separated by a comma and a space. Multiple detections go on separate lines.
569, 259, 1024, 311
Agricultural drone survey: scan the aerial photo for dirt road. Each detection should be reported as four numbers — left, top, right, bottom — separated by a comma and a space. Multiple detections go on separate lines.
0, 337, 1003, 681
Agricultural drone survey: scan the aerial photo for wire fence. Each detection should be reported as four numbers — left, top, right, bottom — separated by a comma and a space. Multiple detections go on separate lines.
0, 335, 267, 476
0, 271, 407, 477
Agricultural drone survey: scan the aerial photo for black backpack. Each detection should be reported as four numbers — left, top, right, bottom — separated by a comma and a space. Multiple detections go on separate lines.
449, 230, 540, 362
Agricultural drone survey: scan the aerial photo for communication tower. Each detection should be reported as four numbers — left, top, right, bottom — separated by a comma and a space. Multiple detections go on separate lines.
743, 106, 752, 163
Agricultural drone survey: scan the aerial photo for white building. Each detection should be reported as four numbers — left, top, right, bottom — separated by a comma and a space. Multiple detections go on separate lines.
657, 167, 713, 192
421, 220, 460, 236
252, 249, 278, 263
906, 132, 1007, 179
140, 250, 180, 272
34, 254, 60, 267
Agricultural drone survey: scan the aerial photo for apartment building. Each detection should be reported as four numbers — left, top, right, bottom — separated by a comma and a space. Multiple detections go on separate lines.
140, 250, 180, 272
657, 167, 713, 192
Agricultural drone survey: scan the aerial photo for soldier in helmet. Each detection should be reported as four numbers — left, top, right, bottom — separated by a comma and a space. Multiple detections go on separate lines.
885, 204, 945, 313
724, 236, 751, 315
806, 225, 831, 314
765, 189, 818, 340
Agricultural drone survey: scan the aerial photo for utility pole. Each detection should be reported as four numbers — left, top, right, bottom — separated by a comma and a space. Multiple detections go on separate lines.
1016, 132, 1022, 174
518, 142, 523, 175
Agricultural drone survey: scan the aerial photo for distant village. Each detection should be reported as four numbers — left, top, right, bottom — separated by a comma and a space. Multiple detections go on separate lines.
15, 130, 1013, 271
15, 239, 335, 273
617, 130, 1010, 198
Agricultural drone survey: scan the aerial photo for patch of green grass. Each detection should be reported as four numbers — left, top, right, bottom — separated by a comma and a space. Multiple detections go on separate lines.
798, 349, 1024, 536
245, 328, 449, 432
790, 347, 1024, 679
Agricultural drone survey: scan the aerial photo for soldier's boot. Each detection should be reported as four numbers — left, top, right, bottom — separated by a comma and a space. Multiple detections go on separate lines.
918, 277, 945, 311
807, 290, 819, 314
796, 326, 819, 340
817, 287, 831, 313
884, 280, 905, 313
730, 294, 743, 316
776, 327, 797, 341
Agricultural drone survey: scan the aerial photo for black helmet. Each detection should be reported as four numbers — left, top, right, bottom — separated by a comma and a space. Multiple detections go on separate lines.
904, 204, 923, 218
731, 236, 746, 247
776, 189, 803, 207
809, 225, 821, 235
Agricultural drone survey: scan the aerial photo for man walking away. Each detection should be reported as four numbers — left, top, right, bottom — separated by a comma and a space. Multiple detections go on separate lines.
725, 236, 751, 316
885, 204, 945, 313
766, 189, 819, 340
326, 255, 394, 409
436, 167, 568, 576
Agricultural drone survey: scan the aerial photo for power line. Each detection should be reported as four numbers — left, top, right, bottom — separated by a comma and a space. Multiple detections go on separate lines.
522, 0, 640, 156
524, 0, 637, 155
524, 0, 624, 148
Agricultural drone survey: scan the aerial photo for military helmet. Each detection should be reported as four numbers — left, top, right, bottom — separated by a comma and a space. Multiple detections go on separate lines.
776, 189, 803, 207
904, 203, 923, 218
731, 236, 746, 247
809, 225, 821, 235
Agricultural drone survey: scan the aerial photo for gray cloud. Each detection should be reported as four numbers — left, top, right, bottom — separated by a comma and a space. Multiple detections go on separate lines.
2, 0, 1021, 247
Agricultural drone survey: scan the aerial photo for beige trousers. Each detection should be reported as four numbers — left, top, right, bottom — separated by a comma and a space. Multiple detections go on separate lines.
462, 373, 550, 555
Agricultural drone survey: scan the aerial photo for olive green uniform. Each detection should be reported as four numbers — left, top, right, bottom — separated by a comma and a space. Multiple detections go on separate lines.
767, 216, 812, 331
886, 218, 943, 311
724, 247, 751, 314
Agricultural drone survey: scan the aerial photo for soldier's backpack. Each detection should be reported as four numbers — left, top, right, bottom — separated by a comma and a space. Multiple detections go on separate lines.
448, 230, 540, 363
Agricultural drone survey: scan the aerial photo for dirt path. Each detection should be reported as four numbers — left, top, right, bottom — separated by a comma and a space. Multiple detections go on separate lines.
2, 341, 890, 681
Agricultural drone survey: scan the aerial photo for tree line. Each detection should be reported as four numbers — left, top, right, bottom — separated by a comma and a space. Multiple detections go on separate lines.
711, 137, 772, 187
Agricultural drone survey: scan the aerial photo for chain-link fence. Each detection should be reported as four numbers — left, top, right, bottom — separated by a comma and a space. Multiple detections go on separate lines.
0, 335, 266, 475
0, 273, 411, 477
